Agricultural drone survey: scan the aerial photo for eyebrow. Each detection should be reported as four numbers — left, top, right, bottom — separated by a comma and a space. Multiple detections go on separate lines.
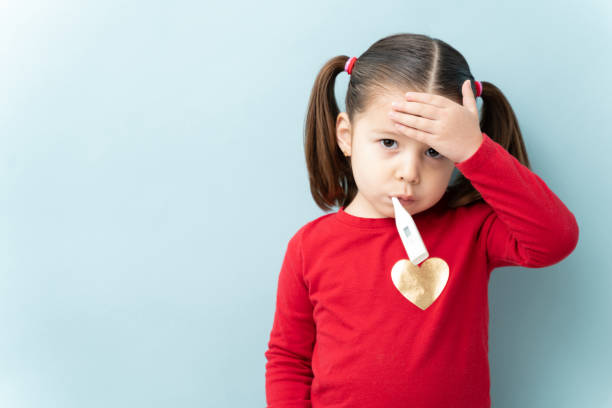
371, 129, 434, 149
372, 129, 402, 136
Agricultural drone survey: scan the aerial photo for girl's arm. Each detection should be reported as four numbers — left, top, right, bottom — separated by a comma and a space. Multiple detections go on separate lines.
264, 231, 315, 408
454, 132, 579, 270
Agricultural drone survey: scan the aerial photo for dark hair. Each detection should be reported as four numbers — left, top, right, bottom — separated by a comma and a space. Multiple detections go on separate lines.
304, 33, 531, 211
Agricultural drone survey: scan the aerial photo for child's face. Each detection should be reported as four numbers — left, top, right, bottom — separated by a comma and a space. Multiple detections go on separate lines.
336, 90, 456, 218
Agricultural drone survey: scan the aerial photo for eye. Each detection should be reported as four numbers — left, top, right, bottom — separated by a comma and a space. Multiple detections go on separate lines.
380, 139, 444, 159
379, 139, 397, 149
426, 147, 443, 159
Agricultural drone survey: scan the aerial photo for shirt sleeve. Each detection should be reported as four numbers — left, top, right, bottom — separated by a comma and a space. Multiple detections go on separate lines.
264, 231, 315, 408
454, 132, 580, 270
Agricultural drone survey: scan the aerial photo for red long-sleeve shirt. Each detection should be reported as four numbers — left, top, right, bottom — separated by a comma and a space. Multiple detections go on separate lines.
264, 132, 579, 407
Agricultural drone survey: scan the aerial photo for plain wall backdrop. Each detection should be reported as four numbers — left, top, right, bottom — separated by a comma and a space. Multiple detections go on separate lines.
1, 0, 610, 406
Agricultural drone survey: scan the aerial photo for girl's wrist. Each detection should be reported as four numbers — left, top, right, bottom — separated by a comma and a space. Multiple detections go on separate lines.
455, 132, 484, 164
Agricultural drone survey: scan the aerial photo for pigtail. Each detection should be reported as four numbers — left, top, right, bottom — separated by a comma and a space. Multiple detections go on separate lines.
446, 80, 532, 208
479, 81, 531, 169
304, 56, 356, 212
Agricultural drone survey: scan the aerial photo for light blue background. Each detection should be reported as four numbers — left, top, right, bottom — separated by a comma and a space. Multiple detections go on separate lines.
1, 1, 610, 406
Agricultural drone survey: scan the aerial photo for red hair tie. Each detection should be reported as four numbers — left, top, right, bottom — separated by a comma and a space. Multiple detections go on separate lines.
344, 56, 357, 75
474, 80, 482, 97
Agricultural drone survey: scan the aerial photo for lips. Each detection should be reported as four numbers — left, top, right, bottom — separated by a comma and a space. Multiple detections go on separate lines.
391, 194, 415, 201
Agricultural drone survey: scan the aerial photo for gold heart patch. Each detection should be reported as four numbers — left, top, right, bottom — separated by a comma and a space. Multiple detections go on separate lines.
390, 257, 449, 310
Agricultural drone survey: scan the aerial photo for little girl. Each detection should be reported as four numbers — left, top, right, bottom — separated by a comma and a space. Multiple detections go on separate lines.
264, 33, 579, 408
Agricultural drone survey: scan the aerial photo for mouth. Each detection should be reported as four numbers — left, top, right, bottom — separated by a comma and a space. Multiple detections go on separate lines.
390, 195, 416, 203
389, 195, 415, 206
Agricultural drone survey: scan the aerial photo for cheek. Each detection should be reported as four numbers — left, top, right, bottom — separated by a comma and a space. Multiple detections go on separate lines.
351, 157, 385, 185
430, 167, 454, 186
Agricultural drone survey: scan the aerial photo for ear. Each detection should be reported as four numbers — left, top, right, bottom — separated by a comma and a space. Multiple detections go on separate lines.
336, 112, 352, 157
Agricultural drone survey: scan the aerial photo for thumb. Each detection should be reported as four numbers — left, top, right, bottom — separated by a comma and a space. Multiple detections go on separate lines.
462, 79, 477, 114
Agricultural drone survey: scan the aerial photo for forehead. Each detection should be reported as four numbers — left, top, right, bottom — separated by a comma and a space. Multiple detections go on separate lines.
354, 90, 411, 135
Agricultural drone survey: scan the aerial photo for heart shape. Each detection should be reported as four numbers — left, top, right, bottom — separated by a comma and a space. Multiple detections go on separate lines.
390, 257, 449, 310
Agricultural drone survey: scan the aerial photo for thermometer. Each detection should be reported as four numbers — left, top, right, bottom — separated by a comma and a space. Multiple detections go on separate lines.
391, 196, 429, 266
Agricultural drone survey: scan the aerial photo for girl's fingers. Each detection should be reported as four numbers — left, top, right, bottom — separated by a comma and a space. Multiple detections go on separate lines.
388, 110, 436, 134
404, 91, 449, 109
393, 122, 431, 144
391, 100, 438, 120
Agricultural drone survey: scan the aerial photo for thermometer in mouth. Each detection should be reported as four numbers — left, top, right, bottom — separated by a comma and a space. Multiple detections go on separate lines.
391, 196, 429, 266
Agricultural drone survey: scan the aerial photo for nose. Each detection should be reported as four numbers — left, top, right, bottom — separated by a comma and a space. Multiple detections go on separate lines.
395, 157, 420, 184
